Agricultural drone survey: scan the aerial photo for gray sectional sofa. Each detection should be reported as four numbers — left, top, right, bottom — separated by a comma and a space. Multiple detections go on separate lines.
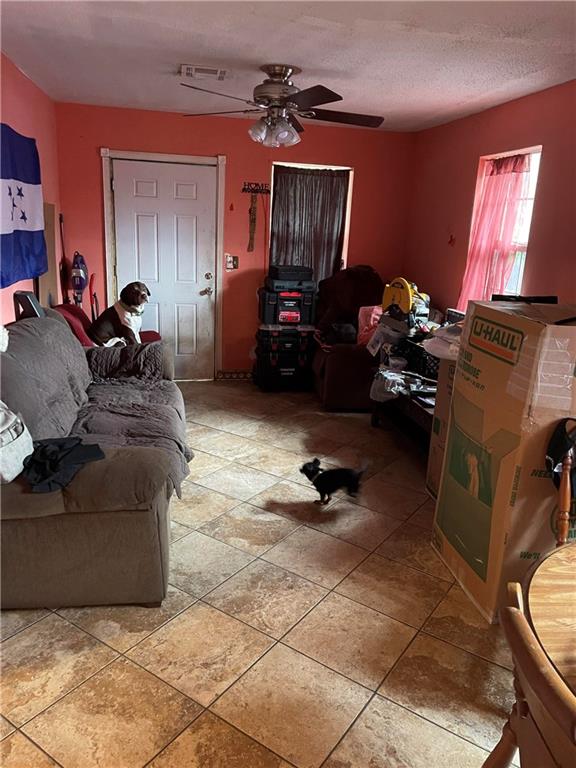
0, 315, 191, 609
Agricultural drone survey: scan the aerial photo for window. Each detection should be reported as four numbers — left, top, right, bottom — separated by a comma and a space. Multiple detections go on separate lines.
504, 151, 541, 295
269, 162, 353, 282
457, 148, 542, 310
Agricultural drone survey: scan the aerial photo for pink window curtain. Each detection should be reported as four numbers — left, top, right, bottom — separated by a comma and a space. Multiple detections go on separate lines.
457, 154, 530, 311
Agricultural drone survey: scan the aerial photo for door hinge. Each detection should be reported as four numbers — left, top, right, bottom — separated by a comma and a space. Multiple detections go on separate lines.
110, 177, 115, 192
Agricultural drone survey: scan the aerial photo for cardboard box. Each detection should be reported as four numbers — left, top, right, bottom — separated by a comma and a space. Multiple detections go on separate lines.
426, 358, 456, 498
433, 301, 576, 622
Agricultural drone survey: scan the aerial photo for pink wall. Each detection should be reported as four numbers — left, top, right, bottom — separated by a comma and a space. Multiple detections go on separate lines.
404, 81, 576, 309
55, 103, 414, 369
0, 54, 61, 324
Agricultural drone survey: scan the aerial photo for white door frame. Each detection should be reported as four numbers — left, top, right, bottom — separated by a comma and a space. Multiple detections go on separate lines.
101, 148, 226, 376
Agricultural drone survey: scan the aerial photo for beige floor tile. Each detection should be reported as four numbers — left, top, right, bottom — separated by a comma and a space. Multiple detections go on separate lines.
321, 445, 399, 478
375, 524, 453, 581
191, 430, 257, 461
170, 483, 240, 527
379, 634, 515, 752
185, 450, 230, 481
423, 584, 513, 669
323, 695, 489, 768
248, 480, 323, 522
309, 419, 368, 444
185, 422, 217, 442
0, 732, 58, 767
194, 463, 280, 500
128, 603, 273, 706
215, 418, 290, 442
354, 474, 428, 520
267, 431, 343, 458
262, 527, 367, 589
335, 554, 450, 628
205, 560, 327, 638
0, 608, 50, 641
307, 499, 403, 550
189, 408, 262, 433
199, 503, 300, 555
212, 644, 371, 768
408, 498, 437, 529
374, 455, 427, 492
0, 613, 117, 726
237, 443, 306, 477
284, 593, 416, 689
170, 520, 193, 543
0, 715, 15, 741
22, 658, 201, 768
57, 585, 195, 652
170, 532, 254, 597
150, 711, 292, 767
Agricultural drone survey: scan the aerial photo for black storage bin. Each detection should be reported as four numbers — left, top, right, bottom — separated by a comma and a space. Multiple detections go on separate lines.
393, 338, 440, 380
268, 264, 313, 281
258, 288, 316, 325
256, 325, 316, 355
253, 350, 313, 391
265, 277, 317, 293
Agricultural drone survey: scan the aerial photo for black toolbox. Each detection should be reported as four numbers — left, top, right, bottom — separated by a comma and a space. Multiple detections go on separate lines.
265, 277, 317, 292
253, 351, 313, 391
256, 325, 316, 354
268, 264, 313, 281
258, 288, 316, 325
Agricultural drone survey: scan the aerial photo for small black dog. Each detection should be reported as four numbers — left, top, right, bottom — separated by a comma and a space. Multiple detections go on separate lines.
88, 282, 150, 346
300, 458, 364, 505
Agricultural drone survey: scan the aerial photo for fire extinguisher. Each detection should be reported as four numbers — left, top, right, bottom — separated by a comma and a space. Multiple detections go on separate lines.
71, 251, 89, 306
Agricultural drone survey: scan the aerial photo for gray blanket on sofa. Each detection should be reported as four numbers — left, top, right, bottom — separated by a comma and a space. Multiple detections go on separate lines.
71, 402, 191, 495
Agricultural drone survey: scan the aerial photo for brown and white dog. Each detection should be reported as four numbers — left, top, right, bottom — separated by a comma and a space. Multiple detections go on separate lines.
88, 282, 150, 346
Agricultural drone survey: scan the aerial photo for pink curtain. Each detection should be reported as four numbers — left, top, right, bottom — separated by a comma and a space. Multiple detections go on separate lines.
457, 154, 530, 311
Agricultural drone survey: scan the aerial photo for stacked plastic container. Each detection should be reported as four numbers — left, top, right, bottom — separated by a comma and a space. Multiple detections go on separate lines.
254, 265, 317, 390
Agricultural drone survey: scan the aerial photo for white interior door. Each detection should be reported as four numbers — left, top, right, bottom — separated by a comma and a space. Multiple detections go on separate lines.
112, 158, 217, 379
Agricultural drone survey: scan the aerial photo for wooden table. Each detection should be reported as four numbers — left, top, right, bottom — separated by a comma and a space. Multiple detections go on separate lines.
527, 544, 576, 694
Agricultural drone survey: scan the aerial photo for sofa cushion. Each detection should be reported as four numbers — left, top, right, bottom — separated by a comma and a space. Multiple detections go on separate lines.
71, 402, 191, 491
1, 318, 92, 439
0, 447, 172, 520
86, 380, 185, 420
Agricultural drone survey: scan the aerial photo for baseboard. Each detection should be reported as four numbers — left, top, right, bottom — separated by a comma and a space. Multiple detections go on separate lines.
216, 370, 253, 381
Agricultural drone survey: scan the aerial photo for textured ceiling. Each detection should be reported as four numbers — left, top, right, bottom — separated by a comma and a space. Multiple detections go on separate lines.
1, 1, 575, 130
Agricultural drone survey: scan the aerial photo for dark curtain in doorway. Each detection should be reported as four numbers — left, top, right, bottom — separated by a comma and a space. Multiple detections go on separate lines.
269, 166, 350, 282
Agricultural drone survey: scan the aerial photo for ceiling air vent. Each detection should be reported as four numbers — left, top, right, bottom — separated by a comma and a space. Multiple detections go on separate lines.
180, 64, 227, 81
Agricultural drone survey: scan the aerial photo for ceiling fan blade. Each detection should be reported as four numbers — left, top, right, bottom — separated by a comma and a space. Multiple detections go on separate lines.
180, 82, 255, 105
183, 109, 263, 117
288, 114, 305, 133
290, 85, 342, 109
307, 108, 384, 128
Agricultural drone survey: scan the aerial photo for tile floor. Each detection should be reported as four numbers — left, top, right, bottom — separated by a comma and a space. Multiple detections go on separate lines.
0, 382, 516, 768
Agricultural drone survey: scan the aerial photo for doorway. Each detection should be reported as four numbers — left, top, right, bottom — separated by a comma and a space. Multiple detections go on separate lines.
102, 150, 225, 379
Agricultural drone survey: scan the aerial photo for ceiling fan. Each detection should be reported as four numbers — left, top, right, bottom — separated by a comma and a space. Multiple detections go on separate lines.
181, 64, 384, 147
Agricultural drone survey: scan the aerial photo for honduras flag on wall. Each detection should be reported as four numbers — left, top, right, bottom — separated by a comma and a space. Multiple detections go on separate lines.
1, 123, 47, 287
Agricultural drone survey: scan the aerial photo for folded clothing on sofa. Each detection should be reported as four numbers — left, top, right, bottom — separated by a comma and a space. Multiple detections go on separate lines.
23, 436, 105, 493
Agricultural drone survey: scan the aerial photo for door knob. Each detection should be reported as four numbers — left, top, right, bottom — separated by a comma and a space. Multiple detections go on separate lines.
204, 272, 213, 279
199, 286, 213, 296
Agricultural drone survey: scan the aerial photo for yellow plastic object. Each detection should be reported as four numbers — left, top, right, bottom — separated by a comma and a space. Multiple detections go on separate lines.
382, 277, 414, 314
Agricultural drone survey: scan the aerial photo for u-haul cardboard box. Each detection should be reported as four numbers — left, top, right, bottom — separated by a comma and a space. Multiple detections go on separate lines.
426, 359, 456, 498
433, 301, 576, 622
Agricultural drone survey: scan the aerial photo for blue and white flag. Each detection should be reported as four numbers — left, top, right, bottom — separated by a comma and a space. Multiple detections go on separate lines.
1, 123, 47, 287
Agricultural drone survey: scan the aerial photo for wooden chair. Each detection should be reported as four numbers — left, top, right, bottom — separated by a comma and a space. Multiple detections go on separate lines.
482, 582, 576, 767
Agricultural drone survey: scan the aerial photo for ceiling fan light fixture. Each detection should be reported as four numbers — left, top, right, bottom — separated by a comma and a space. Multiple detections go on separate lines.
248, 116, 300, 148
272, 118, 301, 146
248, 117, 269, 143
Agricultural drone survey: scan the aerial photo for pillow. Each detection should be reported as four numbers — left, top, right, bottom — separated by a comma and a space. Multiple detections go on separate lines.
357, 305, 383, 346
52, 305, 94, 347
